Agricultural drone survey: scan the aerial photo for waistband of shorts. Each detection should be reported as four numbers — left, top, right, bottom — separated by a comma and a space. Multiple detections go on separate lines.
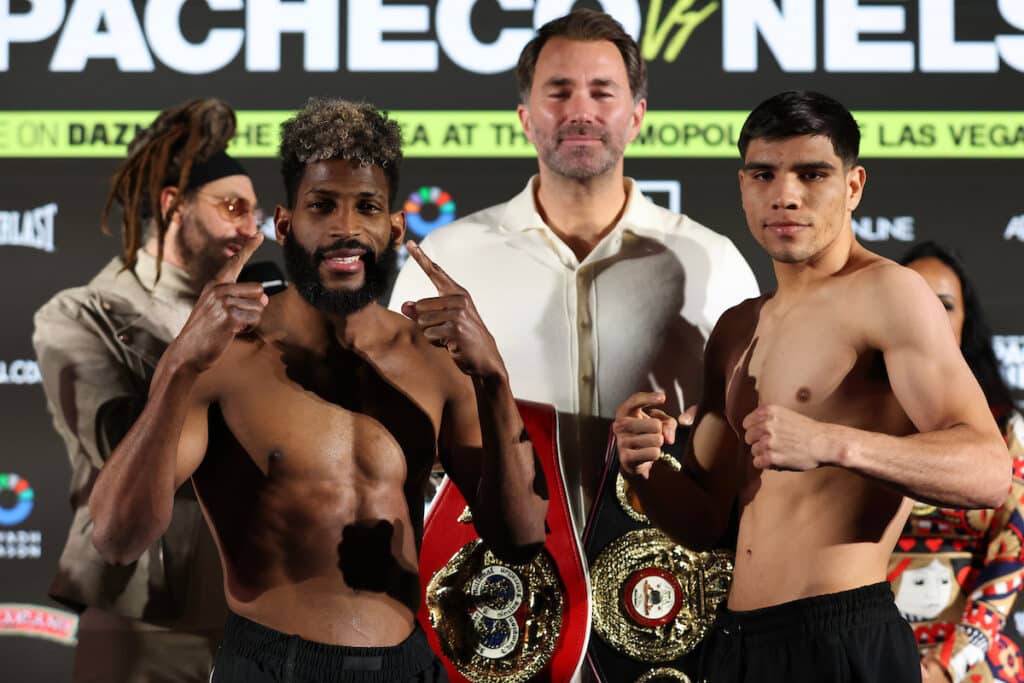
220, 611, 435, 680
716, 582, 900, 639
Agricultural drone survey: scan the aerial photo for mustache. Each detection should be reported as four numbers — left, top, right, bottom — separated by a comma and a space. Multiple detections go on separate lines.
557, 122, 608, 142
313, 238, 377, 263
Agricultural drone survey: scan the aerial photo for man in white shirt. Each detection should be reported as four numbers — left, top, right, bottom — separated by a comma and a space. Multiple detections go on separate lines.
390, 8, 758, 535
391, 10, 759, 681
395, 10, 765, 683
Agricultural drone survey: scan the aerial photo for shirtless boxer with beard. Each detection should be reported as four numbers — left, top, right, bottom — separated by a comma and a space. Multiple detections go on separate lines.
89, 98, 548, 683
613, 91, 1009, 683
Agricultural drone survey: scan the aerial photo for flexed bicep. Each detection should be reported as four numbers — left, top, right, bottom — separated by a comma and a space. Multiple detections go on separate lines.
848, 265, 1009, 508
879, 269, 993, 436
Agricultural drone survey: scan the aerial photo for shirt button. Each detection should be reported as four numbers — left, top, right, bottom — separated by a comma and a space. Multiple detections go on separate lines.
117, 332, 132, 344
581, 373, 593, 384
580, 317, 591, 330
101, 301, 112, 311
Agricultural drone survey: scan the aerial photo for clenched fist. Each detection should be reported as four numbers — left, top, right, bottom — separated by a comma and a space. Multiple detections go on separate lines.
613, 391, 682, 480
168, 233, 267, 374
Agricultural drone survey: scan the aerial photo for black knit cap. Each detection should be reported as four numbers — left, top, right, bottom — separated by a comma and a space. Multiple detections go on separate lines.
185, 149, 249, 190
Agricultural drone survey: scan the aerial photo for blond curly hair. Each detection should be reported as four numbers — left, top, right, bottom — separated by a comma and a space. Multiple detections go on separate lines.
280, 98, 403, 207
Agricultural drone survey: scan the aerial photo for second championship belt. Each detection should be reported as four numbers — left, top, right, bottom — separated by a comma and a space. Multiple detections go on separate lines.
581, 427, 734, 683
417, 400, 590, 682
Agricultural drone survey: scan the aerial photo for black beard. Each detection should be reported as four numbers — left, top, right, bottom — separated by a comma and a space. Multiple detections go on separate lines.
283, 233, 396, 316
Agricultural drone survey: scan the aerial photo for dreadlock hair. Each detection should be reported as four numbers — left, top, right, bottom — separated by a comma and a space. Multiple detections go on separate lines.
279, 98, 403, 209
102, 98, 237, 274
900, 241, 1015, 414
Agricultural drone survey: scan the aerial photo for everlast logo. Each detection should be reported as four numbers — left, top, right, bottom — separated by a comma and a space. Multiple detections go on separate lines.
0, 203, 57, 253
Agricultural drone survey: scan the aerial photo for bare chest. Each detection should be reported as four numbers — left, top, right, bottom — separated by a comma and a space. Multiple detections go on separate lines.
213, 345, 442, 487
724, 301, 876, 431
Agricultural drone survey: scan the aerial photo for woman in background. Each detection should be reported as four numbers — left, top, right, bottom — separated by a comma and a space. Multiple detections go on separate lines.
889, 241, 1024, 683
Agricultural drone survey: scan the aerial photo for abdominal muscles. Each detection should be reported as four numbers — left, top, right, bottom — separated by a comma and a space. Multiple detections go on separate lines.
729, 466, 910, 610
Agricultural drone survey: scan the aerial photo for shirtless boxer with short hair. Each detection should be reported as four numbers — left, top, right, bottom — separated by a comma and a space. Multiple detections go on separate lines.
89, 98, 548, 682
613, 91, 1009, 682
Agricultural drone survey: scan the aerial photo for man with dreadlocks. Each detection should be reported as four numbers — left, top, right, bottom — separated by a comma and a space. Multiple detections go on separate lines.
33, 98, 261, 682
88, 97, 548, 682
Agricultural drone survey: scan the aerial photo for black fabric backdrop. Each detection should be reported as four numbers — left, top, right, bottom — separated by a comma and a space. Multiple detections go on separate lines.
1, 1, 1022, 680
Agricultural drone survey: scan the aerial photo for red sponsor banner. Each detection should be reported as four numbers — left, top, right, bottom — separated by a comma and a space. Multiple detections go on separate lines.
0, 604, 77, 645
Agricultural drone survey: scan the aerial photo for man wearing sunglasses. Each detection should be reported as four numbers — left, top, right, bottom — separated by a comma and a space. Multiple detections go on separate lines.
33, 98, 261, 682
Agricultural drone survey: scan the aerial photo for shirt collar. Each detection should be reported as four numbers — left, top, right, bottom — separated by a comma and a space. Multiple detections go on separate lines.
132, 249, 201, 300
499, 175, 665, 237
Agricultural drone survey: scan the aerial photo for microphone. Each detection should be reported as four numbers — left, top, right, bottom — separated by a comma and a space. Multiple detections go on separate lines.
238, 261, 288, 295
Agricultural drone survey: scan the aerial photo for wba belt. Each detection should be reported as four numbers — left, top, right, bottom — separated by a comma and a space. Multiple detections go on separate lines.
581, 427, 734, 683
417, 400, 589, 682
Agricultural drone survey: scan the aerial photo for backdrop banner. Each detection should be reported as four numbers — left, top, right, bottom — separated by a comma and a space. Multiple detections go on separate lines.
1, 2, 1022, 680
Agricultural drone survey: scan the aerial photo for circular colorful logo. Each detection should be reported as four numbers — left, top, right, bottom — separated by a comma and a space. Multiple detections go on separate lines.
472, 611, 519, 660
404, 186, 456, 238
0, 474, 34, 526
471, 565, 525, 619
622, 567, 683, 628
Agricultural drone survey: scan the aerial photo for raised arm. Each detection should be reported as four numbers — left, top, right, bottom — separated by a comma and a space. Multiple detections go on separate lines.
400, 242, 547, 563
89, 235, 267, 564
386, 235, 440, 314
743, 265, 1009, 508
615, 311, 746, 550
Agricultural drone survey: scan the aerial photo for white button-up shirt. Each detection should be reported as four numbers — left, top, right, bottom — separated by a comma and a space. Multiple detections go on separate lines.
390, 177, 760, 533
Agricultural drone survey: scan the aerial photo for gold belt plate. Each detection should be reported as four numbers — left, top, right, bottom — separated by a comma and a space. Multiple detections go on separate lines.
591, 528, 732, 662
425, 539, 564, 682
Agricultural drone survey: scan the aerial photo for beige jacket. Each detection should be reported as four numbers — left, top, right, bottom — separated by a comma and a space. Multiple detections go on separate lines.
33, 251, 225, 629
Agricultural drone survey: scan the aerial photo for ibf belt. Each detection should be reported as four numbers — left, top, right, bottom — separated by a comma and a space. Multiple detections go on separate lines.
581, 427, 734, 683
424, 540, 562, 681
417, 400, 589, 682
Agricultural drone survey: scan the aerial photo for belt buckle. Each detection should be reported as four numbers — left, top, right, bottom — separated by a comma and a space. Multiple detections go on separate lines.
424, 539, 563, 682
590, 527, 733, 662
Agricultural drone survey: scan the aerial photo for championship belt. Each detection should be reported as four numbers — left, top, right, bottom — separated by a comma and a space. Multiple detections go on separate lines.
581, 428, 733, 683
417, 400, 589, 682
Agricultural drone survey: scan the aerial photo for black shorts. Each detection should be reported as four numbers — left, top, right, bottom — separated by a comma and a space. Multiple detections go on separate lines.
698, 582, 920, 683
211, 612, 448, 683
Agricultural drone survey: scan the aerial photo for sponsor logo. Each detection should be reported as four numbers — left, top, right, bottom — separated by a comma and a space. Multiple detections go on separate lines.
2, 0, 1021, 75
3, 111, 1023, 160
0, 530, 41, 559
995, 336, 1024, 405
0, 203, 57, 252
404, 186, 456, 239
0, 360, 42, 385
852, 216, 915, 242
0, 474, 34, 528
0, 474, 43, 561
637, 180, 682, 214
0, 604, 77, 645
1006, 214, 1024, 241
